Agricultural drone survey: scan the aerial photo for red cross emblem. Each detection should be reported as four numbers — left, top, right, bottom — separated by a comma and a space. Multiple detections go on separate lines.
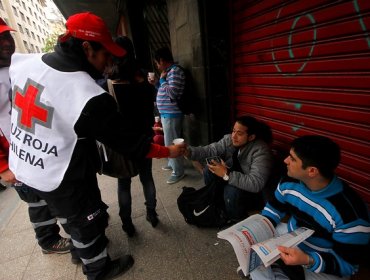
13, 78, 54, 133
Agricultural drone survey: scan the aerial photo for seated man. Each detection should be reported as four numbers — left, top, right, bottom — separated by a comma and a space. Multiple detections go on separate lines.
251, 135, 370, 280
184, 115, 273, 222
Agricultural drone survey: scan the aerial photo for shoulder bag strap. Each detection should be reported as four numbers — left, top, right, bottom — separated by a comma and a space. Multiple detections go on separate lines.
106, 79, 119, 110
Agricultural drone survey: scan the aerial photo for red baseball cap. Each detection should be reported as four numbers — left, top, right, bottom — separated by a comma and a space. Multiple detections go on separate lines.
0, 18, 15, 34
60, 12, 126, 57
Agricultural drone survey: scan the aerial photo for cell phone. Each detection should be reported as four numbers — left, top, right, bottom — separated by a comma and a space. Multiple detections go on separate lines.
206, 156, 221, 165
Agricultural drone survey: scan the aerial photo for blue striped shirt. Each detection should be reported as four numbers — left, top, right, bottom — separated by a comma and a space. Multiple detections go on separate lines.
262, 176, 370, 277
156, 64, 185, 116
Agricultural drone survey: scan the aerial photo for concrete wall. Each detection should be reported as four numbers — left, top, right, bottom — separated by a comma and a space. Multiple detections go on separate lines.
167, 0, 208, 146
167, 0, 231, 146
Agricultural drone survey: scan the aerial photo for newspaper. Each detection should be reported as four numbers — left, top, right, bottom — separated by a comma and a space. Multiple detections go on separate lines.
217, 214, 314, 276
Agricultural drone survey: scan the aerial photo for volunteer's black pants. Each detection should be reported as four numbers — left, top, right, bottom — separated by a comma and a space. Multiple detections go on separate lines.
31, 174, 111, 280
13, 183, 62, 249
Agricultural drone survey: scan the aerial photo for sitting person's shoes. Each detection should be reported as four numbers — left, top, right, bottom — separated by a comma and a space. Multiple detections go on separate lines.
98, 255, 134, 280
166, 173, 185, 184
122, 219, 136, 237
146, 209, 159, 227
41, 237, 71, 254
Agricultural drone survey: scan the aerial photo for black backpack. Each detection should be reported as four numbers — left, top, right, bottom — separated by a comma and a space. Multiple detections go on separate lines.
171, 65, 200, 115
177, 180, 228, 228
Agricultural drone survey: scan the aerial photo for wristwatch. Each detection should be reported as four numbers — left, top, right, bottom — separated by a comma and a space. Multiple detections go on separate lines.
302, 255, 314, 269
222, 172, 229, 181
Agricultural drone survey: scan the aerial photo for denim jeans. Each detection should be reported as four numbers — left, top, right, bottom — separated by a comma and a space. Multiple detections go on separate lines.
203, 166, 247, 221
117, 158, 157, 220
161, 116, 184, 176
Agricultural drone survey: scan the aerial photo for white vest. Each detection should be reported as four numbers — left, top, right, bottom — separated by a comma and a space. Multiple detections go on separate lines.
0, 67, 11, 142
9, 53, 104, 191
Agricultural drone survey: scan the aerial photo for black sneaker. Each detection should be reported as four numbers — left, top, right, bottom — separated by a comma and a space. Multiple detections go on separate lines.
146, 209, 159, 227
42, 237, 71, 254
122, 219, 136, 237
98, 255, 134, 280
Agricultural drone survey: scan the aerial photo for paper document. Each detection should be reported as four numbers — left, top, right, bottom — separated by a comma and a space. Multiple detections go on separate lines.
217, 214, 314, 276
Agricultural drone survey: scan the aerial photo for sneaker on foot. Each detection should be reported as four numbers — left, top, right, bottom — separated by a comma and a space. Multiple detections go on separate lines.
122, 219, 136, 237
166, 173, 185, 184
161, 165, 173, 171
98, 255, 134, 280
146, 209, 159, 227
42, 237, 71, 254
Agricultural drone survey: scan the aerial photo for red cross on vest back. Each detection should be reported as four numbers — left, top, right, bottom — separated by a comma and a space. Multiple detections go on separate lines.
14, 84, 48, 128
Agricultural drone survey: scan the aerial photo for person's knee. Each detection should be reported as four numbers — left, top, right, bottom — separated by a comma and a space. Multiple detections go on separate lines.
203, 166, 216, 184
224, 186, 246, 220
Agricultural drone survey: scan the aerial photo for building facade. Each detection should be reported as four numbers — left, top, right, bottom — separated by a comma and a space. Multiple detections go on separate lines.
0, 0, 52, 53
52, 0, 370, 207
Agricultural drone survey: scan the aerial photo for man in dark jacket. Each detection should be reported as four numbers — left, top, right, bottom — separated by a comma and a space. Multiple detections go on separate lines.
8, 12, 184, 280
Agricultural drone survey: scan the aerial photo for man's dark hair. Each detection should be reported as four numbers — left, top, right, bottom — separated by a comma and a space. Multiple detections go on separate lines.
291, 135, 341, 179
154, 47, 174, 63
111, 36, 137, 81
57, 37, 104, 79
58, 36, 104, 55
235, 116, 272, 144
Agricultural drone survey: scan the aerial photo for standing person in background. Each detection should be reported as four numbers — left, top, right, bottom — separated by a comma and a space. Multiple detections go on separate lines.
8, 12, 185, 280
0, 18, 72, 256
250, 135, 370, 280
148, 47, 186, 184
108, 36, 159, 237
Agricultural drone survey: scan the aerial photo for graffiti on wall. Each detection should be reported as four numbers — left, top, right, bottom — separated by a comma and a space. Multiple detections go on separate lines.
271, 0, 369, 76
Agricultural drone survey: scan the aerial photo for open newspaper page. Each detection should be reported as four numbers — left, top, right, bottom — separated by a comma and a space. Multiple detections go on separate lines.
217, 214, 276, 276
251, 227, 314, 267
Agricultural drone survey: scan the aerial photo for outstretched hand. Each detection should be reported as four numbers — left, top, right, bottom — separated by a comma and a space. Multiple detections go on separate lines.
0, 169, 16, 184
278, 246, 310, 266
167, 143, 186, 158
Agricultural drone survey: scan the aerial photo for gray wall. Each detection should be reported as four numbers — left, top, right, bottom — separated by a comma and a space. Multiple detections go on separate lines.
167, 0, 208, 146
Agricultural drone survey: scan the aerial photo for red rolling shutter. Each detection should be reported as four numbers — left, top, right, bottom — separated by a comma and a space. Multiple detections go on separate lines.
230, 0, 370, 203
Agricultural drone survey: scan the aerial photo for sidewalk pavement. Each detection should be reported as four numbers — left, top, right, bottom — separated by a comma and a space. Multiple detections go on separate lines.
0, 158, 241, 280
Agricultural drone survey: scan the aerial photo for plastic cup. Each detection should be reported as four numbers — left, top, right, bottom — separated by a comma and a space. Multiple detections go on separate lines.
173, 138, 185, 145
148, 72, 155, 80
